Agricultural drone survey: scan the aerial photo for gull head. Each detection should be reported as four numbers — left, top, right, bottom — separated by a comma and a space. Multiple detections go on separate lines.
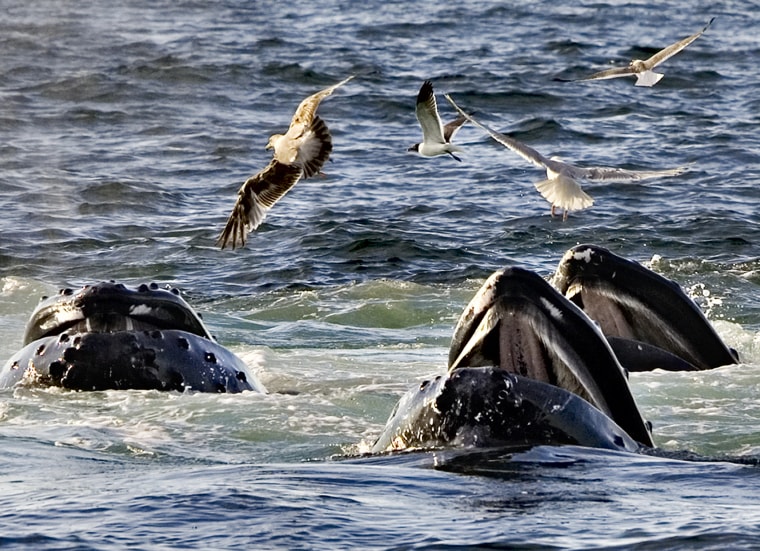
266, 134, 283, 151
407, 143, 420, 154
629, 59, 647, 72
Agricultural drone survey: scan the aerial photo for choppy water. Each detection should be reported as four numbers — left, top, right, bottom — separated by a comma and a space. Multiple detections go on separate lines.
2, 0, 760, 549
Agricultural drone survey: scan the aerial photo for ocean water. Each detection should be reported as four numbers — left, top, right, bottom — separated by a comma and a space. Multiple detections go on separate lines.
1, 0, 760, 548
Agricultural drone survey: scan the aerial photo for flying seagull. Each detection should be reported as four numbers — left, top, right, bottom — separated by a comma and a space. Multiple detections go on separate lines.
408, 80, 466, 161
444, 94, 688, 220
558, 18, 714, 87
217, 75, 354, 249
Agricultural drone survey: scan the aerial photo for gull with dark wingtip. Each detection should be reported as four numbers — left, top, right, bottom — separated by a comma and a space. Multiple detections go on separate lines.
445, 94, 688, 220
408, 80, 466, 161
558, 18, 714, 87
217, 75, 354, 249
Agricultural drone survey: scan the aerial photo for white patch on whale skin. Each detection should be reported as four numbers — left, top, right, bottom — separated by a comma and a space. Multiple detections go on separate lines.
39, 311, 83, 333
539, 296, 564, 322
465, 270, 505, 315
129, 304, 157, 316
571, 248, 594, 264
551, 248, 595, 289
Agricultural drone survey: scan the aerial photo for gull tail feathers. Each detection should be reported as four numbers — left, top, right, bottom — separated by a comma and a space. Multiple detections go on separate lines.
635, 71, 665, 87
535, 175, 594, 212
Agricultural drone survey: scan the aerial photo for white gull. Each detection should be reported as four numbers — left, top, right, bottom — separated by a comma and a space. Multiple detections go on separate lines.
444, 94, 688, 220
408, 80, 466, 161
559, 18, 714, 87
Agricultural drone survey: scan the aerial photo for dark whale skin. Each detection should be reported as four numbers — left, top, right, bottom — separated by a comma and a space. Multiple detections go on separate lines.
1, 282, 264, 393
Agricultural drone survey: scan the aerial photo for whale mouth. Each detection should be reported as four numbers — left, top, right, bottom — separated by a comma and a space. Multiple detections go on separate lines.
553, 244, 739, 370
24, 282, 212, 345
445, 265, 654, 448
450, 290, 603, 409
448, 267, 619, 410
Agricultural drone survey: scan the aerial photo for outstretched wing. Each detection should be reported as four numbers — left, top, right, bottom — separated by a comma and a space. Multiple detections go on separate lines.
217, 159, 303, 249
268, 115, 334, 179
444, 94, 551, 169
288, 75, 354, 129
443, 115, 467, 143
272, 76, 350, 178
575, 65, 637, 82
645, 17, 714, 69
415, 80, 446, 145
293, 115, 333, 178
567, 164, 688, 182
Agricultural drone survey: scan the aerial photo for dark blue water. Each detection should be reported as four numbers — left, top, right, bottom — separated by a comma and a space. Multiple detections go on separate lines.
1, 1, 760, 548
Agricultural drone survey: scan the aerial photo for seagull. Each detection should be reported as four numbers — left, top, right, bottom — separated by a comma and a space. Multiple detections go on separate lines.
558, 18, 714, 87
444, 94, 688, 221
266, 75, 354, 177
408, 80, 466, 161
217, 75, 354, 249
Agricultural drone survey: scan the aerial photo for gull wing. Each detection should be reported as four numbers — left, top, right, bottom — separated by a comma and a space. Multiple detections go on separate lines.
217, 159, 304, 249
416, 80, 446, 144
645, 17, 714, 69
444, 94, 551, 169
566, 164, 688, 182
292, 115, 333, 178
288, 75, 354, 129
576, 65, 637, 81
442, 115, 467, 143
270, 113, 334, 179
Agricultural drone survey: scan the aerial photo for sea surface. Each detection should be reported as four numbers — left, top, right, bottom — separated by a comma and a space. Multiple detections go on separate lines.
1, 0, 760, 549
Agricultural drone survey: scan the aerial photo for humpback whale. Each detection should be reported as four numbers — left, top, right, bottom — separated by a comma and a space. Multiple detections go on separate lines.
0, 282, 265, 393
553, 244, 739, 371
373, 246, 737, 454
1, 246, 736, 455
373, 266, 655, 453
